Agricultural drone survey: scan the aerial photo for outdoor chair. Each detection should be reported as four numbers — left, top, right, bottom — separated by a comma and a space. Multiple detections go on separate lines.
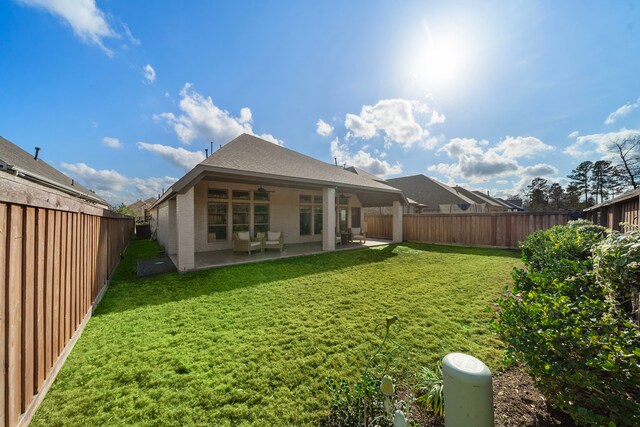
350, 227, 366, 243
262, 231, 284, 252
233, 231, 263, 254
336, 233, 342, 245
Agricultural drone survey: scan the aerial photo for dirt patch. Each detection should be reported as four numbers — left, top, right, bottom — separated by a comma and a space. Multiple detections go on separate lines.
493, 366, 575, 426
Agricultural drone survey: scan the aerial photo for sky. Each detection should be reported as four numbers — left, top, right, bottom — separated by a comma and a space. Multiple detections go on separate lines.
1, 0, 640, 205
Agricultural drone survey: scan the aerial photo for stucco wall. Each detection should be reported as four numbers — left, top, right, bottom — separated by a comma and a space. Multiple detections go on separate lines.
192, 180, 363, 253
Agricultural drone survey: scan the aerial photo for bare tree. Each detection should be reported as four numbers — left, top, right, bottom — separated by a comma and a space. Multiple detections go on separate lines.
610, 135, 640, 189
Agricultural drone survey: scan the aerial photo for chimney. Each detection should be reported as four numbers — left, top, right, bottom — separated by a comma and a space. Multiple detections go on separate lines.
71, 179, 74, 186
210, 141, 213, 155
334, 157, 338, 166
34, 147, 41, 160
205, 149, 208, 158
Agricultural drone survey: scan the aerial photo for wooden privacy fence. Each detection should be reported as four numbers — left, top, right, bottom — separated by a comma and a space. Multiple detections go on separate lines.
0, 201, 133, 427
365, 212, 569, 248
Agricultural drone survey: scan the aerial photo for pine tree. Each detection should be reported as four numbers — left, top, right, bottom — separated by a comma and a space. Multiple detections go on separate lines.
527, 178, 549, 211
567, 161, 593, 204
590, 160, 615, 204
548, 183, 564, 210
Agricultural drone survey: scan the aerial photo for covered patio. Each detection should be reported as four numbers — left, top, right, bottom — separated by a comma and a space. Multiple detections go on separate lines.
168, 237, 393, 271
152, 134, 406, 272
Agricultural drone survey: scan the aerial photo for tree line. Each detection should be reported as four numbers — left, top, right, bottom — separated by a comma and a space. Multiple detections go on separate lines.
524, 135, 639, 211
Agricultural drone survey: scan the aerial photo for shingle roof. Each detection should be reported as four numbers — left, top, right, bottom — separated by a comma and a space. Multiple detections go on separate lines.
386, 175, 475, 208
0, 136, 107, 204
196, 134, 401, 191
452, 186, 498, 205
345, 166, 386, 182
584, 187, 640, 211
156, 134, 405, 207
472, 191, 511, 208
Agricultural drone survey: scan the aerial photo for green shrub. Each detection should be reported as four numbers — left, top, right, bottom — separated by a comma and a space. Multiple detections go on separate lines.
491, 221, 640, 426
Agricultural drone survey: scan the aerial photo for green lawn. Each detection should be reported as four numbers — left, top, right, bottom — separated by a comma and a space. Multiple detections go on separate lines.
32, 241, 520, 426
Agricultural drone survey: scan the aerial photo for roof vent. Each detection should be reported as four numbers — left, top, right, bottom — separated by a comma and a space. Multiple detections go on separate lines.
34, 147, 41, 160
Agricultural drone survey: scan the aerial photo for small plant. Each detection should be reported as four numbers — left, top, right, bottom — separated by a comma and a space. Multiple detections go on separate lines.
323, 316, 411, 427
416, 362, 444, 417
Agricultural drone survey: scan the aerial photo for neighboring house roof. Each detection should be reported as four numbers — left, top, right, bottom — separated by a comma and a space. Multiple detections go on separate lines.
452, 186, 500, 206
472, 191, 512, 209
0, 136, 107, 205
497, 198, 524, 211
505, 198, 524, 208
584, 187, 640, 211
155, 134, 406, 207
386, 174, 475, 208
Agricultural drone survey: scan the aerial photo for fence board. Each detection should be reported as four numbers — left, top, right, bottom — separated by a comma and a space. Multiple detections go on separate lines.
0, 204, 6, 426
7, 205, 23, 426
21, 208, 35, 411
35, 209, 45, 390
366, 212, 569, 249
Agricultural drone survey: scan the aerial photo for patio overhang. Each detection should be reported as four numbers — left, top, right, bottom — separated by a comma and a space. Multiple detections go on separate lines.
154, 165, 407, 208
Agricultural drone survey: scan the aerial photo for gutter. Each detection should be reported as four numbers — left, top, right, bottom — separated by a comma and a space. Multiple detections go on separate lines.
3, 164, 108, 206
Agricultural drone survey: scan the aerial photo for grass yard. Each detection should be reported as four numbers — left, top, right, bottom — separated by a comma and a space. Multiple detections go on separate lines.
32, 241, 520, 426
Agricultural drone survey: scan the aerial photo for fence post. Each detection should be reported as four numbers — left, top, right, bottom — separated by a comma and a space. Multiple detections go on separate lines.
442, 353, 493, 427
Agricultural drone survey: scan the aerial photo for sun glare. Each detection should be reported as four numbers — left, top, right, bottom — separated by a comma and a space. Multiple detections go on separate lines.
404, 22, 480, 94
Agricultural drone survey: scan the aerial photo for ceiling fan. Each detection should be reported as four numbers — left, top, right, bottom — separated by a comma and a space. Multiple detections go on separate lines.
256, 185, 275, 194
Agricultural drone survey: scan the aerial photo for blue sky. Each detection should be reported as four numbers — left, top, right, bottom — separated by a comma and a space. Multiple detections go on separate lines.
1, 0, 640, 204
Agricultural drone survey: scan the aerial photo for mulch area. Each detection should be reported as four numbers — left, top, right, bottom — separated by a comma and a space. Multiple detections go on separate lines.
406, 366, 576, 426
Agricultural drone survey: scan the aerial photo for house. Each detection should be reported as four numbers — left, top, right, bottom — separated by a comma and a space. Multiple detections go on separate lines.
0, 136, 109, 208
452, 186, 505, 212
496, 197, 524, 212
385, 174, 489, 214
584, 187, 640, 231
127, 197, 157, 222
151, 134, 407, 271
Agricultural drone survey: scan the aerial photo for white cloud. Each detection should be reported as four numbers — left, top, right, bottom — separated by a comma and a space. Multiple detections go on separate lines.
18, 0, 118, 56
492, 136, 554, 159
121, 22, 140, 45
428, 111, 446, 126
604, 99, 639, 125
568, 130, 579, 138
429, 136, 556, 183
564, 128, 640, 159
60, 162, 129, 192
102, 136, 122, 148
136, 141, 206, 170
316, 119, 334, 137
330, 138, 402, 178
155, 83, 282, 145
344, 98, 445, 148
60, 162, 177, 204
143, 64, 156, 83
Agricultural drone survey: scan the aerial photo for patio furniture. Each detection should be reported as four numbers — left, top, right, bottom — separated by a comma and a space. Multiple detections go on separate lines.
336, 233, 342, 245
350, 227, 366, 243
263, 231, 284, 252
233, 231, 263, 254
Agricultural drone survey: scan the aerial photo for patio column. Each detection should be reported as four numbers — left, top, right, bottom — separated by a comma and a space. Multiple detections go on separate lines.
323, 187, 336, 251
176, 186, 195, 271
392, 200, 403, 243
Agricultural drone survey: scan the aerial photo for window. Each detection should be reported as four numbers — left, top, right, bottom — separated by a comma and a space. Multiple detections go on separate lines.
300, 194, 312, 203
254, 191, 270, 201
351, 207, 361, 228
300, 205, 312, 235
232, 204, 249, 232
254, 204, 269, 234
208, 189, 228, 199
314, 206, 323, 234
207, 203, 227, 241
314, 195, 322, 204
232, 190, 250, 200
338, 194, 350, 205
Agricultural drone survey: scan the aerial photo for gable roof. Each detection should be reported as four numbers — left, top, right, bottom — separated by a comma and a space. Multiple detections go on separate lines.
0, 136, 107, 205
155, 134, 406, 207
497, 198, 524, 210
386, 174, 475, 208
